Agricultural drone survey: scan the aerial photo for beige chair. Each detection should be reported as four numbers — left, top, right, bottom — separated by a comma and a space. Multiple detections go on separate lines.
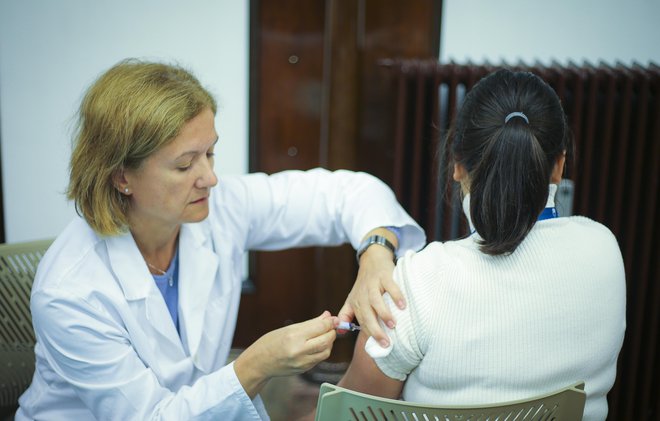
0, 239, 53, 418
315, 381, 586, 421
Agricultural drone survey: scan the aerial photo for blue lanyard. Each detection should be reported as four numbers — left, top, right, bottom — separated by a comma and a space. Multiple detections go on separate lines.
470, 207, 558, 235
538, 207, 558, 220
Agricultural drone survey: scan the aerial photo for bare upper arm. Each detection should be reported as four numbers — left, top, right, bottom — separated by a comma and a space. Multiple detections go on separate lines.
337, 331, 404, 399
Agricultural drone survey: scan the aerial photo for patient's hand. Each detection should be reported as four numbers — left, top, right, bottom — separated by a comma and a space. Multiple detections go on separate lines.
338, 244, 402, 348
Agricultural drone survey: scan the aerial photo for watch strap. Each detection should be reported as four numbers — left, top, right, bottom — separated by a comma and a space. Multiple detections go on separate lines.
356, 235, 396, 263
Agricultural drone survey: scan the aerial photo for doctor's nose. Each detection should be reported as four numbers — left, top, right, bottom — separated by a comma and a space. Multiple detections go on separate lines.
195, 159, 218, 189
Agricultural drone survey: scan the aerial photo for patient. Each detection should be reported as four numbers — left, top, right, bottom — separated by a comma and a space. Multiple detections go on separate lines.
335, 69, 625, 421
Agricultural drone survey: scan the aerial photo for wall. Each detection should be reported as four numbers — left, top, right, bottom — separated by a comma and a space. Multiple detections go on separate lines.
440, 0, 660, 65
0, 0, 248, 242
1, 0, 659, 242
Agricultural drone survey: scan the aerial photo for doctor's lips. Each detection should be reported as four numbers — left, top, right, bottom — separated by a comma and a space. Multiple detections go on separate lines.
336, 321, 361, 332
190, 196, 208, 204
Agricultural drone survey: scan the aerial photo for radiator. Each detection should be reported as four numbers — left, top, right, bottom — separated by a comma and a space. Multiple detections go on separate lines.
385, 60, 659, 421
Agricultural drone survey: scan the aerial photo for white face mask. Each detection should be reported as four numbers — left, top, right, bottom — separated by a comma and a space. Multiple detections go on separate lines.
462, 184, 559, 235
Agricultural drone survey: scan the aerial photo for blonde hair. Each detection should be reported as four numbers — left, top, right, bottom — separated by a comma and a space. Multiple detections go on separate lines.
67, 59, 217, 235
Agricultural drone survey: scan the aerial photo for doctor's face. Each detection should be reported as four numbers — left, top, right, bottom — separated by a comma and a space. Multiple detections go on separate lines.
124, 108, 219, 230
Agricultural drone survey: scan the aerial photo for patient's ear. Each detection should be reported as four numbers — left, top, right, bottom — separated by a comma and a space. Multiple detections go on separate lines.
453, 163, 470, 194
550, 152, 566, 184
453, 163, 467, 182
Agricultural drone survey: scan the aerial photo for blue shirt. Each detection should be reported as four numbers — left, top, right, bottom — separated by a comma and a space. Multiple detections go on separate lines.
151, 248, 179, 333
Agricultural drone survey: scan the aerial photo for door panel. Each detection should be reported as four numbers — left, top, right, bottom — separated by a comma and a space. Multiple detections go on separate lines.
236, 0, 329, 349
234, 1, 441, 367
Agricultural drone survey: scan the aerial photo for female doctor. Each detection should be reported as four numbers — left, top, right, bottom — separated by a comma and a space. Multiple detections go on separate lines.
16, 59, 425, 420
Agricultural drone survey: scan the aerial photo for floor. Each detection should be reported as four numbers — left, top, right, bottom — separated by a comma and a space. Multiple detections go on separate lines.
229, 351, 349, 421
1, 351, 346, 421
260, 373, 321, 420
2, 373, 327, 421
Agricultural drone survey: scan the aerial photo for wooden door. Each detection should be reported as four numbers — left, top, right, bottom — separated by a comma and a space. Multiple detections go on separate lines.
233, 0, 441, 366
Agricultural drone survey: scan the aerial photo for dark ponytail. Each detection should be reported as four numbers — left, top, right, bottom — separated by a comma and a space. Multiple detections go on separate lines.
450, 69, 570, 255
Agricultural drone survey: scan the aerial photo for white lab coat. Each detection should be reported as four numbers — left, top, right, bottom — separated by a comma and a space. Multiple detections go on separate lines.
16, 168, 425, 421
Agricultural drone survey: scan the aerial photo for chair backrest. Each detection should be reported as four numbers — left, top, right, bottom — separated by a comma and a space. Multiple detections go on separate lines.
0, 239, 53, 410
315, 381, 586, 421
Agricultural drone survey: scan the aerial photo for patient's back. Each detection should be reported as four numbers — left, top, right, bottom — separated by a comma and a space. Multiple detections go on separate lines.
375, 216, 625, 421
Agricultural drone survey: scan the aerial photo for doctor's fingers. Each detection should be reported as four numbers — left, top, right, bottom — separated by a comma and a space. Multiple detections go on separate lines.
273, 329, 335, 375
365, 287, 394, 333
298, 333, 336, 371
291, 346, 334, 375
293, 312, 336, 338
304, 328, 337, 355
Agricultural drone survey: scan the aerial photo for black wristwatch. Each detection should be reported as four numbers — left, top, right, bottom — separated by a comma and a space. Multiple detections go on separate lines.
356, 235, 396, 263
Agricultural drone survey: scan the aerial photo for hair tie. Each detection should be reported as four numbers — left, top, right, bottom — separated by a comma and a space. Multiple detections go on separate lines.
504, 111, 529, 124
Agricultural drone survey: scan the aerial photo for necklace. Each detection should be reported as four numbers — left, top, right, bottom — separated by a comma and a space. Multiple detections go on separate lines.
147, 262, 174, 287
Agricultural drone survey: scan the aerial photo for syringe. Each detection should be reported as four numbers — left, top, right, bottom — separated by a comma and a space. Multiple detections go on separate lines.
336, 321, 362, 332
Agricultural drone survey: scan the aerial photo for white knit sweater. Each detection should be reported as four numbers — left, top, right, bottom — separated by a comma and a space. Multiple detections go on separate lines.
373, 191, 626, 421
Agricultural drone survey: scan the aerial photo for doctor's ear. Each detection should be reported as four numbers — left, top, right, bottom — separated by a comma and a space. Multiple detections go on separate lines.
112, 169, 131, 196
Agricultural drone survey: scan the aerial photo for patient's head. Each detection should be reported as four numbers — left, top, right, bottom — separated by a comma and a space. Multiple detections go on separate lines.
66, 59, 216, 235
449, 69, 571, 255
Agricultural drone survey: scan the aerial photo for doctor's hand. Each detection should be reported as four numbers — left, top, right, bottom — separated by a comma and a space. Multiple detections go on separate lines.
233, 311, 337, 398
338, 228, 402, 349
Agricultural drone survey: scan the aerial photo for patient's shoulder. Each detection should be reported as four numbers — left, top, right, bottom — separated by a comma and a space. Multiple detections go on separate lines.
402, 238, 477, 271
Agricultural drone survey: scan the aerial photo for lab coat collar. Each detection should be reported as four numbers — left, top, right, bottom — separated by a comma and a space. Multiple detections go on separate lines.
104, 223, 220, 364
105, 231, 156, 301
105, 231, 185, 355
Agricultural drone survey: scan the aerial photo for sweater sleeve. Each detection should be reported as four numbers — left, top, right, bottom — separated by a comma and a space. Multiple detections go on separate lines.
371, 250, 426, 380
